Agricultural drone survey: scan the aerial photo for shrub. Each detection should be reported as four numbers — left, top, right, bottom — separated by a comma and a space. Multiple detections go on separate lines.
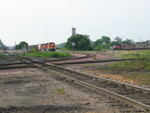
30, 48, 37, 53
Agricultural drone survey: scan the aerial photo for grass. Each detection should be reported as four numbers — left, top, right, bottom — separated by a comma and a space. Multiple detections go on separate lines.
55, 88, 65, 94
105, 50, 150, 85
130, 72, 150, 85
92, 56, 97, 60
118, 50, 150, 58
0, 55, 6, 59
93, 71, 150, 85
84, 50, 150, 85
112, 50, 150, 71
107, 60, 150, 85
22, 51, 71, 58
110, 58, 150, 71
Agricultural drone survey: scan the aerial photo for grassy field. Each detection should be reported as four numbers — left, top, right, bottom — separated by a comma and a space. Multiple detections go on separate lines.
118, 50, 150, 58
22, 51, 71, 58
84, 50, 150, 86
110, 58, 150, 71
107, 50, 150, 85
113, 50, 150, 71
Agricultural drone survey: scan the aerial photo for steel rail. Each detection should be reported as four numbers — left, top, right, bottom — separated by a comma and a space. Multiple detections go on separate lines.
44, 53, 95, 62
52, 58, 138, 65
0, 53, 94, 66
48, 68, 150, 111
0, 62, 28, 66
0, 65, 36, 70
0, 58, 138, 67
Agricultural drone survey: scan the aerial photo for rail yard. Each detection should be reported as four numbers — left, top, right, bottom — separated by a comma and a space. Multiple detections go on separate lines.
0, 50, 150, 113
1, 1, 150, 113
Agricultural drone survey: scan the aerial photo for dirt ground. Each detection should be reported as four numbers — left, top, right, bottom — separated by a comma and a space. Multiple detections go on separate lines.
0, 67, 118, 113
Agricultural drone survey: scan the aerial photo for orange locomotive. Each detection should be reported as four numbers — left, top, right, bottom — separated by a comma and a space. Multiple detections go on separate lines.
40, 42, 56, 51
29, 42, 56, 51
47, 42, 56, 51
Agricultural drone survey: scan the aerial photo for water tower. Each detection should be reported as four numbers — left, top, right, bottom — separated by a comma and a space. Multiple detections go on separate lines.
72, 28, 76, 36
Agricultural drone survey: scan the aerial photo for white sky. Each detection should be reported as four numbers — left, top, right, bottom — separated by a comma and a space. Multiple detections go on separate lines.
0, 0, 150, 46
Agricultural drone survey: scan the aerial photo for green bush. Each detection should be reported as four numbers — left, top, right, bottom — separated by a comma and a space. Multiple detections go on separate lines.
145, 65, 150, 71
30, 48, 37, 53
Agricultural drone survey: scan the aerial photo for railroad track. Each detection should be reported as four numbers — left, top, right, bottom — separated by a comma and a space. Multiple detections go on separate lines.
52, 58, 138, 65
0, 60, 35, 70
0, 53, 94, 66
14, 56, 150, 113
0, 58, 138, 68
0, 57, 139, 70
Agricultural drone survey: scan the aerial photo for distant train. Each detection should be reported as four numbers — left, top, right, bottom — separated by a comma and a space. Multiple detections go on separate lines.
112, 44, 150, 50
29, 42, 56, 51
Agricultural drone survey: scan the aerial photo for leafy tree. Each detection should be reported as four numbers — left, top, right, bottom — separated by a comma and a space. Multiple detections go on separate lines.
65, 34, 92, 50
122, 39, 134, 44
145, 40, 150, 44
57, 42, 66, 49
114, 36, 122, 44
136, 40, 150, 44
93, 36, 111, 50
0, 39, 6, 49
15, 41, 28, 49
110, 41, 118, 46
101, 36, 111, 44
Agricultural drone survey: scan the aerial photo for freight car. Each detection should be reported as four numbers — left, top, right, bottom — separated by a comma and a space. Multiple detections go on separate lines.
29, 42, 56, 51
28, 44, 40, 51
113, 44, 150, 50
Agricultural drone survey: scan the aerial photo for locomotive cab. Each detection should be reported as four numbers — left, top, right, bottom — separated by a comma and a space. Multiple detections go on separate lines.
47, 42, 56, 51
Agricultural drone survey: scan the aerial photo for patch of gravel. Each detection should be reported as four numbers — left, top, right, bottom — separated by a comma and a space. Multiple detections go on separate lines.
0, 68, 118, 113
0, 56, 20, 64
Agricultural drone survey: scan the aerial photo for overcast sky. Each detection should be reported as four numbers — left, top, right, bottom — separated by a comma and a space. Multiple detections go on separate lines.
0, 0, 150, 46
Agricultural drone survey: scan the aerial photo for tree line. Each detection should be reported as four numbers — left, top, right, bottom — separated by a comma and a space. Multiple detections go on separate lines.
2, 34, 149, 51
0, 40, 28, 50
15, 41, 28, 49
61, 34, 150, 51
